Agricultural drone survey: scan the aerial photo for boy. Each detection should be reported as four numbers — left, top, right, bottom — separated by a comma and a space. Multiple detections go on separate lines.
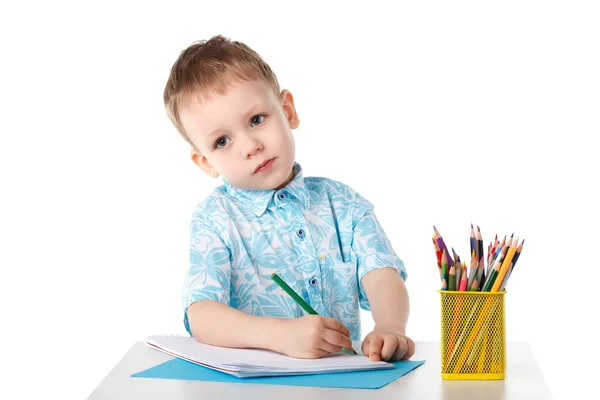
163, 35, 414, 362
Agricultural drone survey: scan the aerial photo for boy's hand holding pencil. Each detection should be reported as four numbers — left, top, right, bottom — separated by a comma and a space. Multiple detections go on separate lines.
270, 272, 357, 358
272, 314, 355, 359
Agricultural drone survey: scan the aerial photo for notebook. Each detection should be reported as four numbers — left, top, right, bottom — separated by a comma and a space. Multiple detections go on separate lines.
145, 335, 394, 378
132, 357, 426, 389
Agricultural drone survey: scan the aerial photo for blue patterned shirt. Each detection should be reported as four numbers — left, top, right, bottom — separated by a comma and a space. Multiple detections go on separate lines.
182, 163, 407, 340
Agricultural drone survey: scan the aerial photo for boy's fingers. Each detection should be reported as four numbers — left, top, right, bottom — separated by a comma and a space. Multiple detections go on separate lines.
401, 337, 416, 360
322, 328, 353, 350
318, 338, 343, 354
380, 335, 398, 361
323, 317, 351, 337
368, 335, 384, 361
361, 336, 371, 356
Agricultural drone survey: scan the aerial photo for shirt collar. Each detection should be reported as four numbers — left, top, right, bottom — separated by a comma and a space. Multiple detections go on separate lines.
223, 162, 309, 216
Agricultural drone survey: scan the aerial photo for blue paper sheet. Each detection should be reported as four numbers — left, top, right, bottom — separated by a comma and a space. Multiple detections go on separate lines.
132, 357, 425, 389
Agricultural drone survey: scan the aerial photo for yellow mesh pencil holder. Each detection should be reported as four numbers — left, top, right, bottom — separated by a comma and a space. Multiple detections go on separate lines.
438, 290, 506, 380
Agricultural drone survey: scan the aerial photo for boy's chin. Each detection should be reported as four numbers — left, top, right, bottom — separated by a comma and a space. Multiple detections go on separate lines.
226, 163, 295, 191
232, 176, 290, 191
225, 179, 274, 191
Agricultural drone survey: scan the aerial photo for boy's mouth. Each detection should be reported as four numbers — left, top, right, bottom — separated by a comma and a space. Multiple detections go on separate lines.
254, 158, 276, 173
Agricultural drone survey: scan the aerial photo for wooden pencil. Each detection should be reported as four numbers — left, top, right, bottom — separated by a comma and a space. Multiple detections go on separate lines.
455, 260, 462, 289
441, 249, 448, 290
470, 223, 476, 261
482, 255, 501, 292
491, 236, 519, 292
451, 247, 459, 265
476, 226, 486, 290
459, 262, 468, 291
448, 263, 456, 291
499, 238, 525, 290
469, 261, 480, 291
476, 225, 484, 263
489, 234, 506, 270
486, 235, 497, 276
483, 235, 511, 288
433, 237, 442, 280
434, 226, 453, 269
467, 250, 477, 289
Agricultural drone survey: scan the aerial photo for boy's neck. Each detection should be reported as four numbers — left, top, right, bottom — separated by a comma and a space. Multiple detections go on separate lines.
274, 166, 297, 191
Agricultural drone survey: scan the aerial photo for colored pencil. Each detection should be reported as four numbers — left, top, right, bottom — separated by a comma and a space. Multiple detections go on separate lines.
482, 257, 500, 292
467, 250, 477, 289
451, 248, 459, 265
489, 234, 506, 271
491, 237, 519, 292
476, 225, 483, 264
499, 238, 525, 290
482, 237, 510, 289
459, 262, 468, 291
434, 226, 453, 269
441, 249, 449, 290
455, 257, 462, 289
433, 237, 442, 280
470, 223, 476, 261
469, 266, 480, 291
448, 263, 456, 291
476, 226, 485, 290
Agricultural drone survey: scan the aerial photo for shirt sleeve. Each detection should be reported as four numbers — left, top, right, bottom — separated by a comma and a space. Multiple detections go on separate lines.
351, 193, 407, 311
182, 216, 232, 335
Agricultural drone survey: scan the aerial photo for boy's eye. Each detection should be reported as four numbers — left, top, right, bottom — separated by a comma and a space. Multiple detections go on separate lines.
215, 137, 231, 148
250, 115, 265, 127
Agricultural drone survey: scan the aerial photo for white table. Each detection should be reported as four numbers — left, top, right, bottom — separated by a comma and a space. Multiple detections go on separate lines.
87, 341, 552, 399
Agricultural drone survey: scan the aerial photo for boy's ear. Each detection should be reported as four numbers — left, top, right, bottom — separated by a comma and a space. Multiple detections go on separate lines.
190, 149, 219, 178
280, 89, 300, 129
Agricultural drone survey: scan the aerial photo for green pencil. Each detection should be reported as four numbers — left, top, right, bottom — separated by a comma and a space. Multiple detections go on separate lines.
441, 249, 448, 290
448, 264, 456, 291
270, 272, 357, 355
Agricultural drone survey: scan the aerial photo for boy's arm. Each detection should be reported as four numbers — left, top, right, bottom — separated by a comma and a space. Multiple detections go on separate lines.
360, 267, 415, 361
349, 191, 414, 360
360, 267, 409, 333
187, 300, 354, 358
187, 300, 284, 349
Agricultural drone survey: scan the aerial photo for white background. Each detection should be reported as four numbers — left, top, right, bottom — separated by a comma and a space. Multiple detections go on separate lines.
1, 1, 598, 399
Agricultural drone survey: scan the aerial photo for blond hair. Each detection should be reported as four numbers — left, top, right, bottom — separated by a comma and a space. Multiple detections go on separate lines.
163, 35, 281, 145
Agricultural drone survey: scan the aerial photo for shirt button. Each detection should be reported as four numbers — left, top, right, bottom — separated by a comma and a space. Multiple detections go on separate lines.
297, 229, 305, 238
309, 278, 318, 286
277, 191, 287, 200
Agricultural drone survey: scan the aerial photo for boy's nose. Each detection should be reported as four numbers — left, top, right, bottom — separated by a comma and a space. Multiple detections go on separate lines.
241, 135, 263, 159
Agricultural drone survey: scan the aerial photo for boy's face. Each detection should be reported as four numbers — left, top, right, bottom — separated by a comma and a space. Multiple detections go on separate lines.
180, 79, 299, 191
